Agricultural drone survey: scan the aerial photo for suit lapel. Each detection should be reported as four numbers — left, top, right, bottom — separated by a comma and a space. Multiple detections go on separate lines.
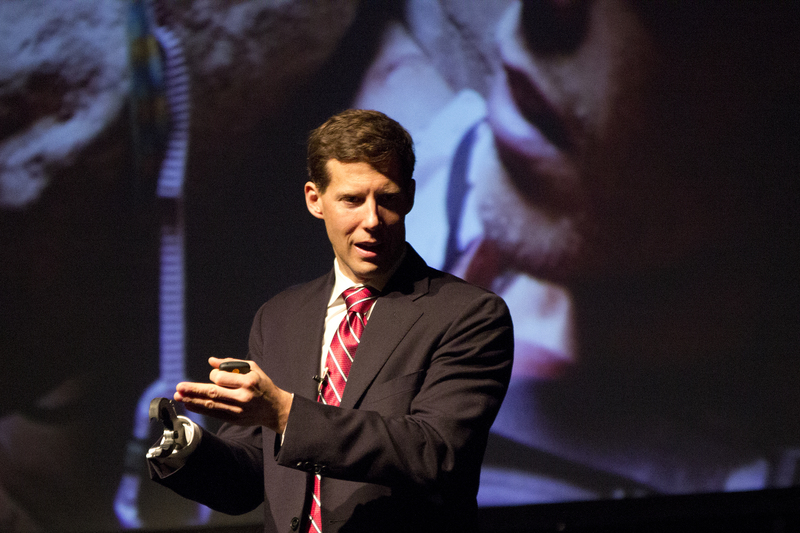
283, 271, 334, 400
340, 247, 430, 409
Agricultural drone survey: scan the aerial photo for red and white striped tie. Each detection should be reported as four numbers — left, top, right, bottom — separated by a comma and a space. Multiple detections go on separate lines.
308, 286, 377, 533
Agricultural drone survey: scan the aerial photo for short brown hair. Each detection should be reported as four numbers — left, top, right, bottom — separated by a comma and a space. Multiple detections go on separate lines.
307, 109, 415, 192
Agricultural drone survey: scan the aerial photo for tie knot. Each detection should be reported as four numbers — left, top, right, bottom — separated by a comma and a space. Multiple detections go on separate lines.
343, 286, 378, 315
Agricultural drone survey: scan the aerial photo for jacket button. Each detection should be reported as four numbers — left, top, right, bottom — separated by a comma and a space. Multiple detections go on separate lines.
290, 516, 300, 530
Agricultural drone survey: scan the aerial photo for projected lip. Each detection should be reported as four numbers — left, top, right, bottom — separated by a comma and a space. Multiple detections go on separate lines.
486, 4, 584, 215
487, 61, 583, 213
498, 63, 573, 152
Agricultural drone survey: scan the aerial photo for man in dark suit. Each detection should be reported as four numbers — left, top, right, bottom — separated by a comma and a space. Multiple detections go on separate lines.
148, 109, 514, 532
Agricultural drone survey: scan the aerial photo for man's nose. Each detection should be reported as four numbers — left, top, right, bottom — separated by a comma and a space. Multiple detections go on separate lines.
362, 198, 382, 229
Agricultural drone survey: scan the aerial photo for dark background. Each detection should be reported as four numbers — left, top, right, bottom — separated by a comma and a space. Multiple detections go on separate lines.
1, 1, 798, 531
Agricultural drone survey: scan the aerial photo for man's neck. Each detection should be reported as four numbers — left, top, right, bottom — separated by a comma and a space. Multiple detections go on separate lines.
333, 245, 407, 293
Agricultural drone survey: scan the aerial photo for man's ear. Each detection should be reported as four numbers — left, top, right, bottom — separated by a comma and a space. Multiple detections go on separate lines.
304, 182, 324, 219
403, 179, 416, 214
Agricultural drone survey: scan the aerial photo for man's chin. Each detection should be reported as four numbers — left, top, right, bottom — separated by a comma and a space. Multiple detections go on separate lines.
348, 260, 382, 283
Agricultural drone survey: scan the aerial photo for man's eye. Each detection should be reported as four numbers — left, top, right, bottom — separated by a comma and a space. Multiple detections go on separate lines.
379, 195, 402, 209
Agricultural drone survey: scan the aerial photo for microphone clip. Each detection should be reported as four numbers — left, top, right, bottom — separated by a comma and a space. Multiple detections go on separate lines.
312, 367, 330, 396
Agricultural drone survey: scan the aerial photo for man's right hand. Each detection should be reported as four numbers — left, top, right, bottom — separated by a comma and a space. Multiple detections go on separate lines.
174, 357, 293, 434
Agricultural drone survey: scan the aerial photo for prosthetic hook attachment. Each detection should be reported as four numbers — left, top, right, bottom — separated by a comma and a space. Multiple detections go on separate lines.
145, 398, 186, 459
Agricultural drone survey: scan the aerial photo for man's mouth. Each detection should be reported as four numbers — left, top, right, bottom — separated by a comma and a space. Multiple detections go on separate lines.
355, 241, 381, 258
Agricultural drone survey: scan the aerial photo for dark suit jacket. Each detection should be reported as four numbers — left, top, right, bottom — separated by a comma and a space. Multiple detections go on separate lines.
151, 246, 513, 533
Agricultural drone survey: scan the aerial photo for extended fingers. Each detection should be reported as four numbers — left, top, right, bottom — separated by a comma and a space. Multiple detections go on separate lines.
175, 381, 245, 410
175, 381, 217, 398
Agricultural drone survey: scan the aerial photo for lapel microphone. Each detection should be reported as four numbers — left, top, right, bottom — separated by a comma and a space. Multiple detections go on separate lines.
312, 367, 330, 395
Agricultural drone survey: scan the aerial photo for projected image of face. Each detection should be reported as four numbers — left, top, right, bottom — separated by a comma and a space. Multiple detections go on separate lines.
465, 0, 799, 503
482, 0, 765, 281
373, 0, 798, 505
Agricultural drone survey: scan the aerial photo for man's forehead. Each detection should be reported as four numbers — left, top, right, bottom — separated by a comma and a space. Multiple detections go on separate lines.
326, 159, 405, 188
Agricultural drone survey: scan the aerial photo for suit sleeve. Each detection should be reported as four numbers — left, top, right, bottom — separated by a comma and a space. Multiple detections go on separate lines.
148, 421, 265, 514
275, 289, 514, 497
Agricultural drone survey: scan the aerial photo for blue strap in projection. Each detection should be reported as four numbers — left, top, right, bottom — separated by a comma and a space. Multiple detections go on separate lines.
115, 1, 210, 528
442, 121, 480, 273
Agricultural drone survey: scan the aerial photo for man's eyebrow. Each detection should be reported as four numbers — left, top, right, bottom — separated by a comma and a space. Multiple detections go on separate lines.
337, 191, 362, 200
